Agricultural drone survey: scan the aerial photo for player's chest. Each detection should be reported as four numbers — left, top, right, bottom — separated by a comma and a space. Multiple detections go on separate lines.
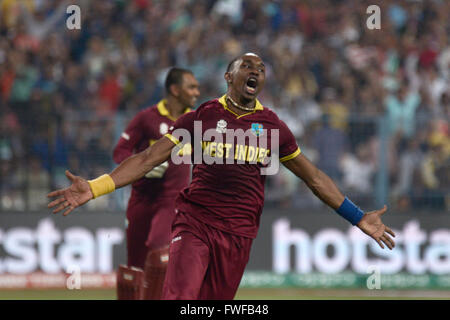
143, 116, 174, 146
197, 109, 279, 138
194, 110, 279, 165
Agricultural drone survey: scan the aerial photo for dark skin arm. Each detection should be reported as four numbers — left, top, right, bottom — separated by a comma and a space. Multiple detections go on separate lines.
283, 153, 395, 250
47, 136, 176, 216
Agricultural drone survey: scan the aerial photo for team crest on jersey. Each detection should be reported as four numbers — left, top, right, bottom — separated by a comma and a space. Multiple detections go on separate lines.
216, 119, 227, 133
160, 122, 169, 135
251, 123, 264, 136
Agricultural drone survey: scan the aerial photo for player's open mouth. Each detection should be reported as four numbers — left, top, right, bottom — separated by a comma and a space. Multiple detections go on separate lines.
245, 77, 258, 95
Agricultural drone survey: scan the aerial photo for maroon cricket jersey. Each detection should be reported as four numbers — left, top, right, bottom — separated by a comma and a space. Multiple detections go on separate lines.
165, 96, 301, 238
113, 100, 191, 201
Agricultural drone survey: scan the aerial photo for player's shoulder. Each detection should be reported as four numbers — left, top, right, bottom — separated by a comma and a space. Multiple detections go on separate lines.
257, 103, 284, 124
133, 103, 158, 118
256, 104, 296, 135
196, 98, 222, 111
144, 103, 160, 115
189, 98, 222, 116
259, 104, 278, 117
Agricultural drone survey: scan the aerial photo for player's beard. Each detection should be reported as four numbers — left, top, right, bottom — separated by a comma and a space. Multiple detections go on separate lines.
178, 95, 197, 109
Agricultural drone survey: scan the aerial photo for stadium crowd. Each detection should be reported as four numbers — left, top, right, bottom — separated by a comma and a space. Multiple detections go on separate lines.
0, 0, 449, 212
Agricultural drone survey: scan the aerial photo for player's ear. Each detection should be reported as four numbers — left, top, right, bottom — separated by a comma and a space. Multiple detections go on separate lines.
169, 84, 180, 97
224, 72, 232, 85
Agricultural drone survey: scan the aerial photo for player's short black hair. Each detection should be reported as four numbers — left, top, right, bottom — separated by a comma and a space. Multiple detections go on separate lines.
165, 67, 193, 96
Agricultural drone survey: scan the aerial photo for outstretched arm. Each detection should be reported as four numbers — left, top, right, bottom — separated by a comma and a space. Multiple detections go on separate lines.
283, 153, 345, 209
109, 135, 174, 188
48, 136, 176, 215
283, 153, 395, 250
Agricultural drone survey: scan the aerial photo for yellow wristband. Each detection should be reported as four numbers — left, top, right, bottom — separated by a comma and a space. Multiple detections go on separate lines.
88, 174, 116, 199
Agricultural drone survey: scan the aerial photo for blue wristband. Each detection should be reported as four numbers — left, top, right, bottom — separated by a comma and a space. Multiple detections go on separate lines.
336, 197, 364, 225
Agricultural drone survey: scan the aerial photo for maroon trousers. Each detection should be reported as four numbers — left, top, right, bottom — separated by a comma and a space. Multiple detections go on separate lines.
126, 191, 176, 268
162, 211, 253, 300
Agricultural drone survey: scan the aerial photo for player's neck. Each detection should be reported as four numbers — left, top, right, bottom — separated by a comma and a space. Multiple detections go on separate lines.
226, 92, 256, 115
165, 96, 186, 119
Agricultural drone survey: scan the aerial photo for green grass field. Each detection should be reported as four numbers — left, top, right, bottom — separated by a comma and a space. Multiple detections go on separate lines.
1, 288, 449, 300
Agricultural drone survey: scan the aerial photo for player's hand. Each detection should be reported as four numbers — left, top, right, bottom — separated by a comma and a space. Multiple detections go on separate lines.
357, 205, 396, 250
145, 161, 169, 179
47, 170, 93, 216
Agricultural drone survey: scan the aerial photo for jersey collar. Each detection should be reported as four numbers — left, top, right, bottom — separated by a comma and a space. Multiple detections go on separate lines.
218, 95, 263, 119
157, 99, 191, 121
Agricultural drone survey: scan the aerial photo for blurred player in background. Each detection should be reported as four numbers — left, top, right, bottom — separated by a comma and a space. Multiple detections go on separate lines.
113, 67, 199, 299
48, 53, 395, 300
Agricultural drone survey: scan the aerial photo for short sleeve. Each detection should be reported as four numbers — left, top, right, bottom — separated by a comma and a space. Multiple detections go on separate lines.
113, 110, 144, 163
278, 119, 301, 162
164, 110, 196, 145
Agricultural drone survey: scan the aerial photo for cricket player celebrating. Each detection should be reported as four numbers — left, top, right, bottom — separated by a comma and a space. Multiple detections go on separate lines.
112, 67, 200, 299
48, 53, 395, 300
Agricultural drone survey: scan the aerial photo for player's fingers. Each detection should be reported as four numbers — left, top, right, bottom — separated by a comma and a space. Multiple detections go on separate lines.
378, 205, 387, 215
51, 204, 64, 214
384, 232, 396, 247
385, 226, 396, 237
375, 238, 384, 249
65, 170, 76, 182
52, 201, 70, 214
381, 235, 393, 250
63, 205, 75, 216
48, 197, 66, 208
47, 189, 65, 198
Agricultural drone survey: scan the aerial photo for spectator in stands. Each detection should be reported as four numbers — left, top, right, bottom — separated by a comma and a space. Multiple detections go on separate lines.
340, 143, 376, 196
26, 156, 50, 211
384, 81, 421, 138
312, 114, 348, 181
0, 0, 448, 212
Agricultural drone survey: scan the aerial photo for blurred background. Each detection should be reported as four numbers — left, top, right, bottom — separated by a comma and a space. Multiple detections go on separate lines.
0, 0, 449, 299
